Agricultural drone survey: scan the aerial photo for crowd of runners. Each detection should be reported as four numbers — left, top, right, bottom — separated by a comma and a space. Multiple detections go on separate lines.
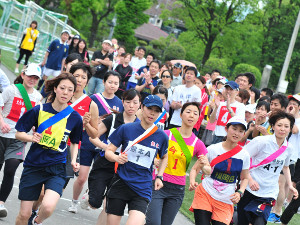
0, 21, 300, 225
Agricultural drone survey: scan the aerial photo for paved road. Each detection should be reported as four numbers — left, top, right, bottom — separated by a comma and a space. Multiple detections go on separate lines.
0, 64, 194, 224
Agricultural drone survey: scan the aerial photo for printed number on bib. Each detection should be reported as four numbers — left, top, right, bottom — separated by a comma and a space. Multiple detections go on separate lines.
127, 141, 156, 169
217, 106, 237, 126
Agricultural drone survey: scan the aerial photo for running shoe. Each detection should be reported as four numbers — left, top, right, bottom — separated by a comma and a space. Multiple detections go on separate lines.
68, 200, 79, 213
297, 207, 300, 214
80, 191, 90, 210
0, 204, 7, 218
14, 68, 19, 74
28, 210, 37, 225
267, 213, 281, 223
31, 215, 42, 225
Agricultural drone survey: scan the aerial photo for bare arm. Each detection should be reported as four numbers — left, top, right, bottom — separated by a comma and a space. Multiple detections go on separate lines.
89, 122, 108, 150
105, 143, 128, 164
154, 153, 168, 190
70, 143, 80, 172
230, 169, 249, 204
283, 166, 298, 199
135, 83, 147, 92
83, 101, 99, 139
189, 155, 211, 191
15, 131, 42, 143
41, 51, 49, 66
0, 108, 11, 133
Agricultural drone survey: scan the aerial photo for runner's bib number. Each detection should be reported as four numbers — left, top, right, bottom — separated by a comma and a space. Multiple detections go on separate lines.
127, 141, 157, 169
6, 97, 36, 122
217, 106, 237, 126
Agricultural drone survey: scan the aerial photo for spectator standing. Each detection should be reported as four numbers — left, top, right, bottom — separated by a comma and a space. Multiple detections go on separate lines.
171, 63, 182, 87
68, 34, 80, 54
88, 40, 113, 95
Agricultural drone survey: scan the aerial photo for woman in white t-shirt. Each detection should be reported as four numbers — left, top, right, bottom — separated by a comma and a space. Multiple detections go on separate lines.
190, 116, 250, 225
0, 64, 42, 217
237, 110, 298, 225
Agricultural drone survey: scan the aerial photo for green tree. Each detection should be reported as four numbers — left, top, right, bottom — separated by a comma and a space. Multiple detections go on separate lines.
202, 58, 229, 77
61, 0, 117, 47
114, 0, 152, 52
233, 63, 261, 87
163, 42, 186, 61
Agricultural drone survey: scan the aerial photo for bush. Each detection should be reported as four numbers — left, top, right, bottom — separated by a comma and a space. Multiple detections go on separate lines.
233, 63, 261, 87
202, 58, 229, 77
163, 42, 186, 61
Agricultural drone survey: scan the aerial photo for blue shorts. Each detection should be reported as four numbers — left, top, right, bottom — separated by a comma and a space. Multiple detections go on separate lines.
79, 148, 99, 166
18, 164, 66, 201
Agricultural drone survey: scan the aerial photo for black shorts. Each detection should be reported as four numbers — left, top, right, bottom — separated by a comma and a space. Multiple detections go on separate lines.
106, 175, 149, 216
19, 164, 66, 201
292, 159, 300, 183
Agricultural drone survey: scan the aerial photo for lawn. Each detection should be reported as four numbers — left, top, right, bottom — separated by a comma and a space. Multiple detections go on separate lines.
180, 157, 300, 225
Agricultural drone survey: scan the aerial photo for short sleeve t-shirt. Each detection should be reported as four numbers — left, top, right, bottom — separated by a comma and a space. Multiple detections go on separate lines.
46, 39, 69, 70
244, 135, 292, 199
15, 103, 83, 167
163, 129, 207, 185
170, 85, 202, 126
0, 85, 42, 139
128, 57, 147, 83
92, 50, 113, 79
289, 118, 300, 160
214, 101, 246, 137
202, 142, 250, 204
109, 122, 169, 201
81, 94, 123, 151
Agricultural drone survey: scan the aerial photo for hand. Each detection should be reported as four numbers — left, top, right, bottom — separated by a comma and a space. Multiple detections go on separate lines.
189, 180, 198, 191
198, 155, 209, 166
256, 125, 268, 135
84, 57, 88, 62
290, 186, 299, 199
143, 68, 148, 74
71, 161, 80, 172
154, 158, 160, 167
154, 178, 163, 190
32, 132, 43, 143
209, 100, 216, 109
287, 105, 297, 116
40, 61, 46, 67
175, 101, 183, 109
83, 112, 91, 125
214, 98, 220, 108
249, 178, 260, 191
0, 122, 11, 133
230, 192, 241, 204
226, 94, 231, 107
116, 153, 128, 164
249, 122, 255, 132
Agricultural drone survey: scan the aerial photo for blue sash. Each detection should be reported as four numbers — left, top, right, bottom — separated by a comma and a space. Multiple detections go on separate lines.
154, 110, 166, 124
37, 106, 74, 134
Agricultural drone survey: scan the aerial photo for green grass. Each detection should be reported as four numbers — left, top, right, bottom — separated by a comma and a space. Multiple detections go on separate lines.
0, 49, 16, 72
180, 157, 300, 225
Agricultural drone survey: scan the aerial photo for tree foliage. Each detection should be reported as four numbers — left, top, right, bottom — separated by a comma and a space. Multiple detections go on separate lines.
164, 42, 186, 61
114, 0, 152, 53
202, 58, 229, 77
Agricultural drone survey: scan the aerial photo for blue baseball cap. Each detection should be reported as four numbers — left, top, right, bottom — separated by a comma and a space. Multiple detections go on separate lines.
143, 95, 163, 112
225, 81, 239, 90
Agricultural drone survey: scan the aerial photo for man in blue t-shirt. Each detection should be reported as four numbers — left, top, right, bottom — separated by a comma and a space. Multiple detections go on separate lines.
37, 30, 70, 89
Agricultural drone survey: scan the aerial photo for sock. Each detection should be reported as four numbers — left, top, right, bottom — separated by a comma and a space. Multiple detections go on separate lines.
72, 199, 79, 204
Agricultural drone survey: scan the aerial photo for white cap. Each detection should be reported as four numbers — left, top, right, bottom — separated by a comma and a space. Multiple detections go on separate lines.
245, 104, 256, 114
227, 116, 247, 130
61, 29, 71, 35
23, 63, 42, 79
288, 94, 300, 103
103, 40, 113, 46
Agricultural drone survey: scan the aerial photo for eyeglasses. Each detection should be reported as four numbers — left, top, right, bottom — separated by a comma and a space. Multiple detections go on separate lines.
162, 75, 171, 78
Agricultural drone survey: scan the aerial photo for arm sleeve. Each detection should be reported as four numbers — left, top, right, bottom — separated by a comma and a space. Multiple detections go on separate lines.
69, 114, 83, 144
194, 139, 208, 157
15, 106, 39, 132
242, 152, 251, 170
108, 54, 113, 61
1, 85, 14, 105
47, 40, 56, 53
19, 34, 26, 48
91, 51, 98, 61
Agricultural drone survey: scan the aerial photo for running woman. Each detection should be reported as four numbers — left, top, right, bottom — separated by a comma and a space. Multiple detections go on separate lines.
237, 110, 298, 225
86, 89, 141, 225
190, 116, 250, 225
14, 73, 83, 225
146, 102, 209, 225
0, 64, 42, 218
69, 71, 123, 213
105, 95, 169, 225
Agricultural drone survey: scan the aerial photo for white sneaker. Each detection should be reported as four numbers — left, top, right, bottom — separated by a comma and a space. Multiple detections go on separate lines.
32, 215, 42, 225
80, 191, 90, 210
14, 68, 19, 74
0, 204, 7, 218
68, 200, 79, 213
297, 207, 300, 214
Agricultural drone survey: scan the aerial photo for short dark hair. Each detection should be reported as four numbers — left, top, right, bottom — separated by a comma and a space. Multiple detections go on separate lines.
147, 53, 155, 59
259, 95, 271, 103
212, 69, 221, 75
153, 85, 168, 100
289, 97, 300, 106
122, 89, 141, 101
269, 110, 295, 130
161, 70, 173, 80
65, 53, 83, 65
181, 102, 200, 115
271, 93, 289, 109
69, 62, 93, 81
243, 72, 256, 86
261, 88, 273, 97
250, 86, 260, 102
256, 100, 270, 112
30, 20, 38, 28
149, 59, 161, 68
238, 89, 250, 102
138, 46, 146, 52
185, 67, 198, 76
103, 71, 121, 83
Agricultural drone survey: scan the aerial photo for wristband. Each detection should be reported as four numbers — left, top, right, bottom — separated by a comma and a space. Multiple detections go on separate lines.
156, 175, 163, 181
236, 190, 244, 197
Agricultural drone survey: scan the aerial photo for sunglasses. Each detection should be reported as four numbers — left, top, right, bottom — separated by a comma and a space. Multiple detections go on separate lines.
162, 75, 171, 78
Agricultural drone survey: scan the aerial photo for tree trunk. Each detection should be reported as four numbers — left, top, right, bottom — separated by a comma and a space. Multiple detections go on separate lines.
201, 34, 215, 66
89, 12, 99, 48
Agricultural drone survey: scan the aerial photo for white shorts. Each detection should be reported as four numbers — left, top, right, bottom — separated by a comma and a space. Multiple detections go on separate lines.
44, 67, 61, 77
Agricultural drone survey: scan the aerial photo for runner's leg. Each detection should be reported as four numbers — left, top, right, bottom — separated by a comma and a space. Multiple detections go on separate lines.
126, 210, 145, 225
15, 201, 34, 225
273, 174, 286, 215
96, 198, 107, 225
107, 213, 122, 225
145, 189, 165, 225
72, 165, 90, 200
194, 209, 212, 225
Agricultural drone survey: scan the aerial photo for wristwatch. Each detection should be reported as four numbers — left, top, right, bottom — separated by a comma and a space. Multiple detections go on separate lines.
236, 190, 244, 197
156, 175, 163, 181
